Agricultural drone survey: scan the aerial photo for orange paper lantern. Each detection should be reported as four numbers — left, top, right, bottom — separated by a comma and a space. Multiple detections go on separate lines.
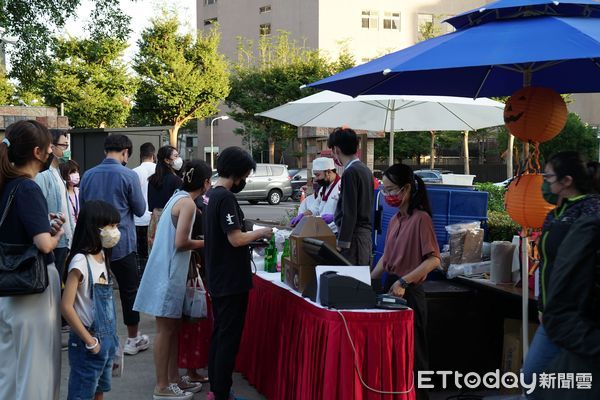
503, 87, 568, 143
505, 174, 554, 229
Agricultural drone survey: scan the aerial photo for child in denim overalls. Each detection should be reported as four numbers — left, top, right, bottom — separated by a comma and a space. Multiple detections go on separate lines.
61, 201, 121, 400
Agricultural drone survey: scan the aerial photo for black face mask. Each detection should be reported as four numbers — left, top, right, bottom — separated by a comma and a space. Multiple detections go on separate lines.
121, 161, 128, 167
231, 179, 246, 193
40, 153, 54, 172
316, 179, 328, 187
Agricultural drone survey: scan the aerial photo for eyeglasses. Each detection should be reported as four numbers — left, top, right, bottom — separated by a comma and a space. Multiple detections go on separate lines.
381, 187, 403, 196
53, 143, 69, 149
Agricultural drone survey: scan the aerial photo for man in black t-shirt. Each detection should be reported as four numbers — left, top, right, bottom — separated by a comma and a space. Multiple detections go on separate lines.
204, 147, 272, 400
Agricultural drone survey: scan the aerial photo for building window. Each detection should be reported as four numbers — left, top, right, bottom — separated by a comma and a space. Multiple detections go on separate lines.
204, 0, 217, 5
204, 18, 217, 26
383, 12, 400, 30
361, 10, 378, 29
417, 13, 434, 30
204, 117, 219, 127
259, 5, 271, 14
260, 23, 271, 35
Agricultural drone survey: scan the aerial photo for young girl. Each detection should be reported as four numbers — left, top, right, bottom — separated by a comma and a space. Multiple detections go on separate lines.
61, 200, 121, 400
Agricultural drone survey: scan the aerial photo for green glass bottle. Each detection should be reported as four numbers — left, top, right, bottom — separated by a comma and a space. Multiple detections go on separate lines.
264, 236, 277, 272
280, 238, 290, 281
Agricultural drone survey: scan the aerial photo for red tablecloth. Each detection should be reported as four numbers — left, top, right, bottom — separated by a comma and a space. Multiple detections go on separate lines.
236, 274, 415, 400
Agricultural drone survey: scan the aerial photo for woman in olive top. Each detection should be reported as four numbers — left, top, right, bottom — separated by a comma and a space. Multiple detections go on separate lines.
371, 163, 440, 400
522, 151, 600, 397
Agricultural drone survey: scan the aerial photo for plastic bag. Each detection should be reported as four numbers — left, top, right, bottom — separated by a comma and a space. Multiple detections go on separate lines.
183, 278, 208, 320
447, 261, 491, 279
445, 221, 483, 264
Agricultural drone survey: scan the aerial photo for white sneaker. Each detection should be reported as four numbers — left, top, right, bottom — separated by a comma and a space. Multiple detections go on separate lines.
123, 333, 150, 355
153, 383, 193, 399
178, 376, 203, 393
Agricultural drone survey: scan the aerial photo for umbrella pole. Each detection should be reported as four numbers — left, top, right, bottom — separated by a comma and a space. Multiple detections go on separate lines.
522, 234, 530, 360
389, 101, 395, 166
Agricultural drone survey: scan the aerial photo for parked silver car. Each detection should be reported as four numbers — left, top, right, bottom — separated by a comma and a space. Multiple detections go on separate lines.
211, 163, 293, 205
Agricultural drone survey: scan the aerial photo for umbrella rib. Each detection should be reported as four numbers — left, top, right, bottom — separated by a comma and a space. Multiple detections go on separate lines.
437, 103, 476, 131
297, 102, 343, 127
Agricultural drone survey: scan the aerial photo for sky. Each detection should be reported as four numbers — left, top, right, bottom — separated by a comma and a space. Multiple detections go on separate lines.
63, 0, 197, 64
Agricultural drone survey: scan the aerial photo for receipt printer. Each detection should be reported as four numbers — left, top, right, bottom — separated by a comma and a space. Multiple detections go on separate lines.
319, 271, 376, 309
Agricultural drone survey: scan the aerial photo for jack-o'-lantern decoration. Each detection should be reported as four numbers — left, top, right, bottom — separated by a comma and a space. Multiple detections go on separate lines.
505, 174, 554, 229
503, 87, 567, 143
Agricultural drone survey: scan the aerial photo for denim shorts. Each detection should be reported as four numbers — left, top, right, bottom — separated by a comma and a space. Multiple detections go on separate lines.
67, 332, 116, 400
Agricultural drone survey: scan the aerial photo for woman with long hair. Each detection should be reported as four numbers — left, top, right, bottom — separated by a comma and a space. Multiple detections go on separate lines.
135, 160, 213, 399
370, 163, 440, 400
60, 159, 81, 224
0, 120, 65, 400
148, 146, 183, 212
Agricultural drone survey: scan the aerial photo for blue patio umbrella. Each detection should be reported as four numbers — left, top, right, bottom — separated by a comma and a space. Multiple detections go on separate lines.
309, 0, 600, 361
309, 0, 600, 98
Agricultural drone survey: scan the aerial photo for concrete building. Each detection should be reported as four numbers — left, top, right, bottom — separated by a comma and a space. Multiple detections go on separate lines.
196, 0, 600, 164
196, 0, 495, 164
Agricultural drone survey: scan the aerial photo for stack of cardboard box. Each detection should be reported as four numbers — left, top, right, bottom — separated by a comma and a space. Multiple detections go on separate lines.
284, 216, 336, 292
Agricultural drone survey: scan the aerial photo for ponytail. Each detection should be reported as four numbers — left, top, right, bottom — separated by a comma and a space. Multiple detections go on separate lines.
0, 120, 52, 194
383, 163, 432, 216
588, 161, 600, 194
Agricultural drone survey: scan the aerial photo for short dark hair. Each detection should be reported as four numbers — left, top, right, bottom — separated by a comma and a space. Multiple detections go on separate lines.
327, 127, 359, 155
59, 159, 80, 181
217, 147, 256, 179
140, 142, 156, 160
104, 134, 133, 157
181, 160, 212, 192
49, 129, 68, 145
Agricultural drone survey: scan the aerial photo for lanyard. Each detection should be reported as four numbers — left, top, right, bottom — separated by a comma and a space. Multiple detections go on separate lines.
68, 191, 79, 220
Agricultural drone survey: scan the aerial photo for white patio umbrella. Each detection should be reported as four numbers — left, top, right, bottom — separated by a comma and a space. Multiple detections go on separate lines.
257, 90, 505, 165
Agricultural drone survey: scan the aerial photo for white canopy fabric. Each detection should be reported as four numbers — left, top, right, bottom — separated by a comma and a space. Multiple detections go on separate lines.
257, 90, 505, 132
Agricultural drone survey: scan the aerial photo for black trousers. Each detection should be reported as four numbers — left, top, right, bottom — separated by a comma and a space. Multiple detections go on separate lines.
385, 275, 429, 400
340, 228, 372, 266
208, 292, 249, 400
135, 225, 149, 279
110, 252, 140, 327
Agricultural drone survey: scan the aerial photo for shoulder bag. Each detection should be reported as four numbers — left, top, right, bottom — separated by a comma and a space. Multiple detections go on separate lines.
0, 181, 49, 296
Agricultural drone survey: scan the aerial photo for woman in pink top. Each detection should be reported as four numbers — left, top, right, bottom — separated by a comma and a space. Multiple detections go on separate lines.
370, 163, 440, 400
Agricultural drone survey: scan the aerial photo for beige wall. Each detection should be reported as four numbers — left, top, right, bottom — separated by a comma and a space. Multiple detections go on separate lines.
195, 0, 496, 157
569, 93, 600, 126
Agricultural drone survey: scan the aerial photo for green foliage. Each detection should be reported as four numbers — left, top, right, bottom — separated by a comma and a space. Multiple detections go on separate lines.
41, 36, 136, 128
474, 182, 506, 212
2, 0, 131, 89
0, 72, 14, 104
374, 131, 430, 163
227, 31, 355, 158
497, 112, 596, 162
132, 16, 230, 145
487, 210, 521, 242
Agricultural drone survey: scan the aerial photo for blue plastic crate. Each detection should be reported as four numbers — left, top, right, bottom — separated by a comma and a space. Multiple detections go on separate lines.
373, 186, 488, 266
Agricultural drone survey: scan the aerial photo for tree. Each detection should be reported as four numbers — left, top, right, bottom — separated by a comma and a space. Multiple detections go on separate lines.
1, 0, 131, 89
227, 31, 355, 163
133, 16, 230, 147
0, 72, 13, 104
375, 131, 430, 164
41, 36, 136, 128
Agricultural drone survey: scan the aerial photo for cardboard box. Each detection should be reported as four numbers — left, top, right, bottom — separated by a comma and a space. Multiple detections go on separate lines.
284, 257, 316, 293
502, 318, 539, 393
289, 216, 336, 265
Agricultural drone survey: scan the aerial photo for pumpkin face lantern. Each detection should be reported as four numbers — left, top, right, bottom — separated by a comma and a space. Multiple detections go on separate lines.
505, 174, 554, 229
503, 87, 568, 143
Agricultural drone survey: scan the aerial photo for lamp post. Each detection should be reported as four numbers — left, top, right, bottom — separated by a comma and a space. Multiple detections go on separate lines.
210, 115, 229, 170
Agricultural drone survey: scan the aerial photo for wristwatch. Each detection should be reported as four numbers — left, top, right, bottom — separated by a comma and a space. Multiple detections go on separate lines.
398, 277, 410, 289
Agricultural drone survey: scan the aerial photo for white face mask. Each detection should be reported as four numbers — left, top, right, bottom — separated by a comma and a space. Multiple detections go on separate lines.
99, 226, 121, 249
172, 157, 183, 171
69, 172, 80, 186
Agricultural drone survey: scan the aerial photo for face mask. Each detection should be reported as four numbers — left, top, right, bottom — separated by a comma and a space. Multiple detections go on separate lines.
316, 178, 328, 187
541, 180, 559, 205
69, 172, 80, 186
60, 150, 71, 162
231, 179, 246, 193
99, 226, 121, 249
312, 182, 320, 192
39, 153, 54, 172
384, 193, 404, 208
172, 157, 183, 171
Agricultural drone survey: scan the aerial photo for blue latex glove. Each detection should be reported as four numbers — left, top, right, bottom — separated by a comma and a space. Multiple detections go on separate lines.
321, 214, 334, 224
290, 214, 304, 227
